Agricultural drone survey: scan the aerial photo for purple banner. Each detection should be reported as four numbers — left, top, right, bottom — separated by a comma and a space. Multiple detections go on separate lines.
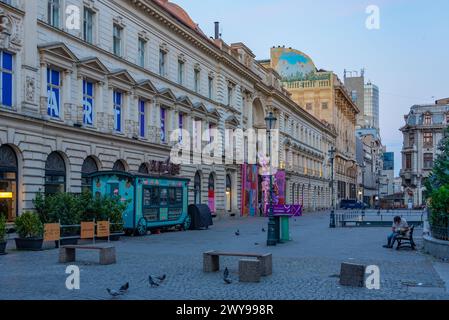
272, 205, 303, 217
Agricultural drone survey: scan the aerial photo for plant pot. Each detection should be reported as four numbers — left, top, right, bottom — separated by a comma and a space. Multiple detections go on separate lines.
15, 238, 43, 251
0, 241, 6, 255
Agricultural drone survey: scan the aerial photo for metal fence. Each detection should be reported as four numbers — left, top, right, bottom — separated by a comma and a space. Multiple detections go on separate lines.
333, 209, 427, 228
430, 225, 449, 241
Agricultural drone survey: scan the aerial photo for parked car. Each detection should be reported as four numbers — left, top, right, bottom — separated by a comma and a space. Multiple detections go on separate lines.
339, 200, 367, 210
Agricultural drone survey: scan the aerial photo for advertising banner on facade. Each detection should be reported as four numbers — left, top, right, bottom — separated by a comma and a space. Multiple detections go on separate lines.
241, 164, 258, 217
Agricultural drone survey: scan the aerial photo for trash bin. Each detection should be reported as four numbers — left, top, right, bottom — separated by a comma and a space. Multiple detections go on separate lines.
274, 214, 291, 242
188, 204, 213, 230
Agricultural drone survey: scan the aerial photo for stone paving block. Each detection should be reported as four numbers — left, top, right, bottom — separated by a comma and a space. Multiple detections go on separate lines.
339, 262, 366, 287
239, 259, 261, 283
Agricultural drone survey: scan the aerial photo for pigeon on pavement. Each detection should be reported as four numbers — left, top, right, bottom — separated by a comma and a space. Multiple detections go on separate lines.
262, 228, 266, 232
149, 275, 159, 287
223, 267, 229, 280
223, 267, 232, 284
107, 282, 129, 297
156, 274, 166, 283
119, 282, 129, 292
235, 230, 240, 236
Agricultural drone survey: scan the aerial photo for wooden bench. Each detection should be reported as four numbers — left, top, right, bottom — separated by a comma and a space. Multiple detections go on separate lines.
203, 251, 272, 276
396, 225, 416, 250
59, 245, 116, 265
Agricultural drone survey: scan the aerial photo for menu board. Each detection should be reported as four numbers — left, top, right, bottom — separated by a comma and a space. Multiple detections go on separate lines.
168, 208, 183, 221
97, 221, 110, 237
81, 222, 95, 239
143, 208, 159, 221
44, 223, 60, 241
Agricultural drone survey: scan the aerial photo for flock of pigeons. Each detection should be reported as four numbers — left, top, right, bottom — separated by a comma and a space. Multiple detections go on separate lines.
107, 227, 268, 296
106, 274, 166, 297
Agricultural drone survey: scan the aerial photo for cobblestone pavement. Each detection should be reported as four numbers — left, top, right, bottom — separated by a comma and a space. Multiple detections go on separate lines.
1, 212, 448, 300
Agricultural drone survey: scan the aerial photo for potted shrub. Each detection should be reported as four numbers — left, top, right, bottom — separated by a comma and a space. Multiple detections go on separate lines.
14, 211, 43, 251
0, 215, 7, 255
35, 192, 82, 246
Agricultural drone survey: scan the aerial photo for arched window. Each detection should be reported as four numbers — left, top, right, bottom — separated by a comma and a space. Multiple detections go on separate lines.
138, 163, 149, 174
113, 160, 126, 172
81, 156, 98, 192
194, 171, 201, 204
226, 174, 232, 212
0, 145, 18, 221
208, 173, 215, 213
45, 152, 66, 195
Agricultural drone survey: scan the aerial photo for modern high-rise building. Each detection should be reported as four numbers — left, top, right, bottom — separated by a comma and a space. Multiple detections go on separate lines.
364, 82, 380, 130
344, 70, 379, 131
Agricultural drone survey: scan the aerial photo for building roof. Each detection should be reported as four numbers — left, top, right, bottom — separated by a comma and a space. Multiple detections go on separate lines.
153, 0, 207, 38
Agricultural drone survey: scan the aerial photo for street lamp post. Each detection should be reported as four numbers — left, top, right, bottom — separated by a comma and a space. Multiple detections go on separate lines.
361, 163, 366, 213
265, 111, 278, 246
328, 147, 336, 228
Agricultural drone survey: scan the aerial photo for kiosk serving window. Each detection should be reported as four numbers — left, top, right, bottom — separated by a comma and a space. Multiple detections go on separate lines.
143, 186, 183, 222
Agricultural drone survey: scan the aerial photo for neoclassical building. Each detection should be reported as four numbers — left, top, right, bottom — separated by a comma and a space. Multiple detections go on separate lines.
261, 47, 359, 205
400, 98, 449, 208
0, 0, 334, 221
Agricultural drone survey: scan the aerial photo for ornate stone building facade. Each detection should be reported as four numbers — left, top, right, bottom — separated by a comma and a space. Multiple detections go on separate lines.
262, 47, 359, 205
0, 0, 334, 221
400, 98, 449, 208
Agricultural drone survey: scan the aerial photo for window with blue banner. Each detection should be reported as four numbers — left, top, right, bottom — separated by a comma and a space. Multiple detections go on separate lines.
178, 113, 183, 142
113, 90, 122, 132
139, 99, 145, 138
83, 80, 94, 125
47, 68, 60, 118
0, 51, 13, 108
160, 108, 166, 142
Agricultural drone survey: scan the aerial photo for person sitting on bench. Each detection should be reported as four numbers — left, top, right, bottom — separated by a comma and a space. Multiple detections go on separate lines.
383, 216, 409, 249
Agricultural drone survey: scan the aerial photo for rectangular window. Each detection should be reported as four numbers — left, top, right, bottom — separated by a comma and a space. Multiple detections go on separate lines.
160, 108, 166, 142
423, 132, 433, 147
424, 114, 432, 125
208, 77, 213, 99
83, 8, 94, 43
48, 0, 60, 27
113, 24, 122, 56
178, 113, 183, 142
405, 153, 412, 170
47, 68, 61, 118
0, 52, 13, 108
82, 80, 94, 126
138, 38, 146, 67
322, 102, 328, 110
194, 69, 200, 93
409, 133, 415, 147
159, 50, 166, 76
178, 61, 184, 85
424, 153, 433, 169
113, 91, 122, 132
351, 90, 358, 103
139, 100, 145, 138
227, 86, 233, 106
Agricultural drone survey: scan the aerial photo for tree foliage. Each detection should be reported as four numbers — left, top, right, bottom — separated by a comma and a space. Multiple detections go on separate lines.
427, 126, 449, 228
